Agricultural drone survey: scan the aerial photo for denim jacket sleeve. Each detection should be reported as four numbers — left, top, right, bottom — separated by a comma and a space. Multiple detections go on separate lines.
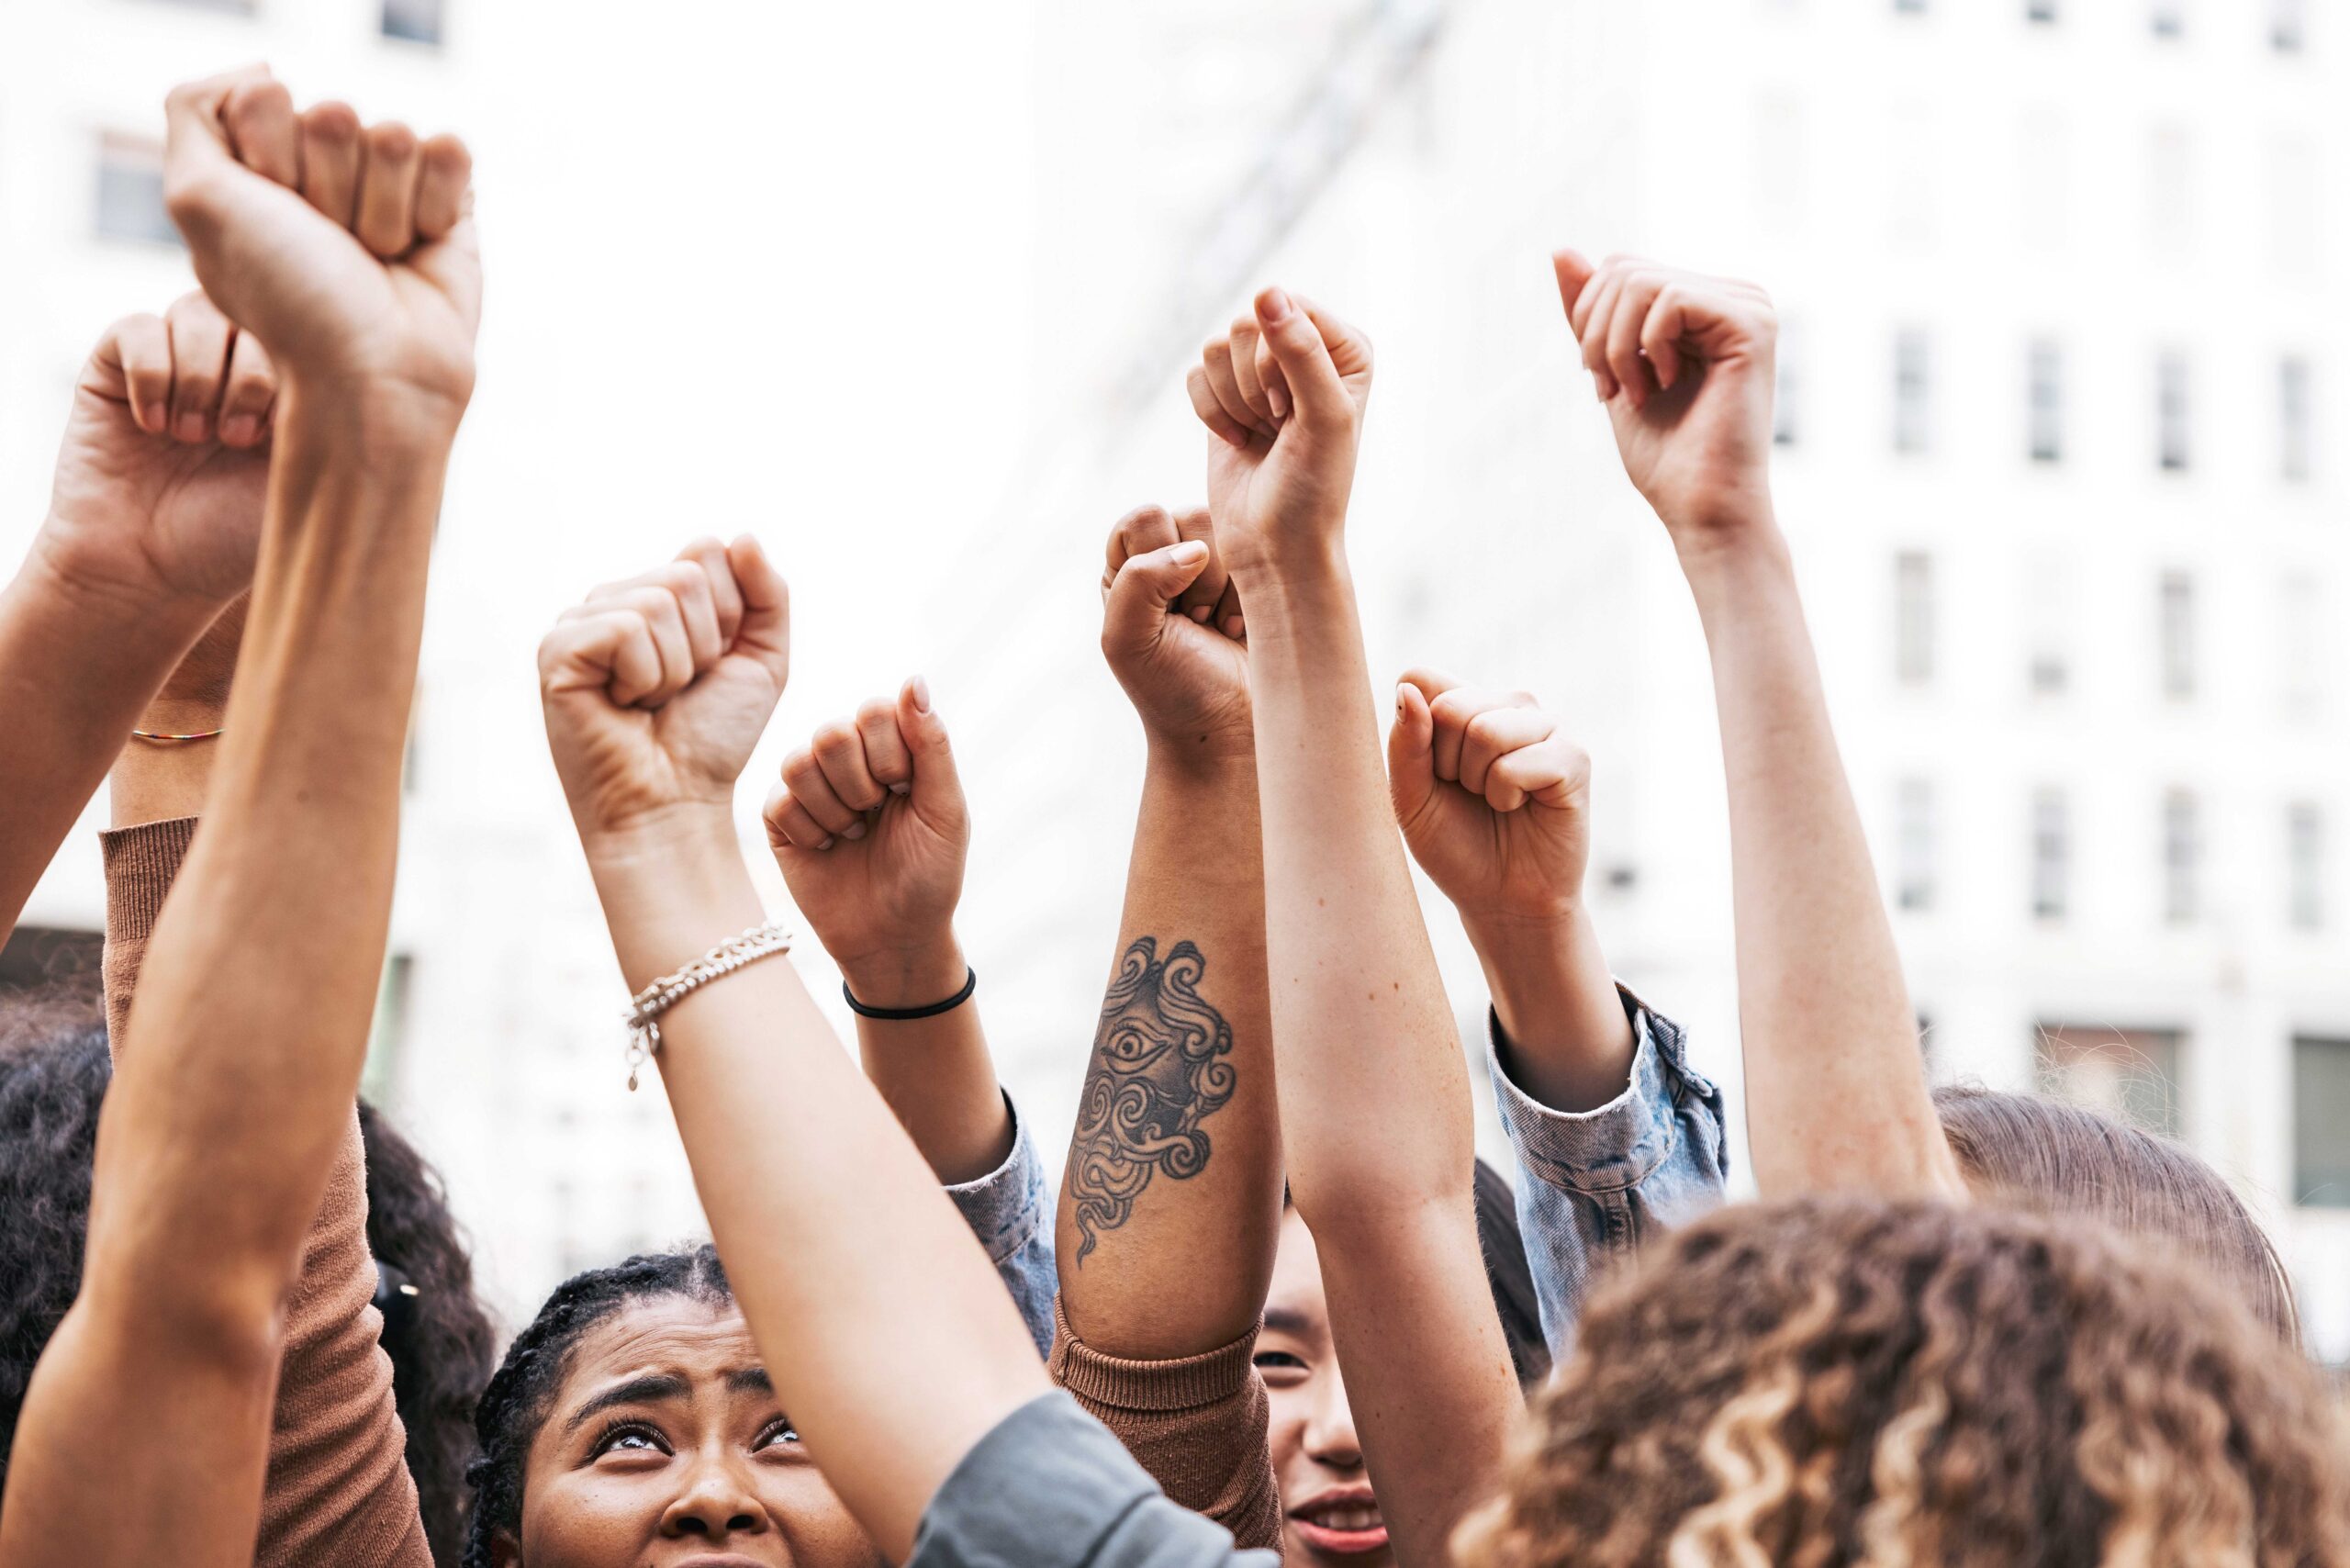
944, 1093, 1059, 1358
1488, 987, 1729, 1356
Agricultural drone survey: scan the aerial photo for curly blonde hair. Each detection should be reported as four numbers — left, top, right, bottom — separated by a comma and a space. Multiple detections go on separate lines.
1457, 1200, 2350, 1568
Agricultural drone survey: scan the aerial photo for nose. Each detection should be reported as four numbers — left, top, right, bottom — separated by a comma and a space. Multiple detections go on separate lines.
1302, 1362, 1364, 1469
659, 1449, 773, 1540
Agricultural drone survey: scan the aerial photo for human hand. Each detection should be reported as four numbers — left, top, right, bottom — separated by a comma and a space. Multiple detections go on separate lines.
1183, 289, 1372, 583
1388, 671, 1594, 927
539, 537, 790, 849
162, 66, 479, 416
763, 681, 969, 1008
1099, 504, 1251, 769
36, 293, 272, 614
1552, 251, 1778, 557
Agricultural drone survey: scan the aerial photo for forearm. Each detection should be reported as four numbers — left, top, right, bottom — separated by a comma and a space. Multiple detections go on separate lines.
1239, 566, 1474, 1225
588, 823, 1048, 1565
1058, 749, 1281, 1358
1680, 524, 1963, 1198
0, 544, 217, 940
1464, 905, 1636, 1113
847, 929, 1013, 1185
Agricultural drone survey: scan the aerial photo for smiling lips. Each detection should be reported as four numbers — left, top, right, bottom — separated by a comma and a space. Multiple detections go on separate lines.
1291, 1486, 1389, 1557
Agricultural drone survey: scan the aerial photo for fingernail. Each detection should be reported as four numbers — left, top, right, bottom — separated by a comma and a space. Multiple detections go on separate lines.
843, 821, 867, 841
221, 414, 259, 446
141, 404, 167, 432
1396, 684, 1410, 711
1258, 286, 1294, 325
1269, 383, 1291, 419
1170, 541, 1208, 566
816, 836, 834, 851
1189, 605, 1213, 622
1223, 615, 1245, 638
174, 411, 208, 442
890, 781, 911, 796
910, 676, 932, 713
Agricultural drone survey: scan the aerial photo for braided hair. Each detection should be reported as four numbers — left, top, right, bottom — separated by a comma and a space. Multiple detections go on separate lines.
463, 1245, 733, 1568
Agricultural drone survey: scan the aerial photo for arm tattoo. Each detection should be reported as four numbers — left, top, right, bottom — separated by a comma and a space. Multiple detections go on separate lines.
1066, 935, 1237, 1263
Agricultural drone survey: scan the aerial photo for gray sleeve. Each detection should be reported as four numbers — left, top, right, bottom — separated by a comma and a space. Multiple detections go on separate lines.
908, 1391, 1280, 1568
942, 1094, 1059, 1358
1490, 987, 1729, 1355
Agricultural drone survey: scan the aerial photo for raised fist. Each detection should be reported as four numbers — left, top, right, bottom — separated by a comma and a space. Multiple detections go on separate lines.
763, 681, 968, 1008
1099, 504, 1250, 767
1183, 288, 1372, 580
38, 292, 273, 614
1388, 671, 1594, 926
539, 537, 790, 846
162, 66, 478, 413
1553, 251, 1777, 554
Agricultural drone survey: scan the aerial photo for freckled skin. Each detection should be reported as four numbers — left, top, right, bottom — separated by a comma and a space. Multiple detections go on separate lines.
499, 1298, 883, 1568
1257, 1211, 1394, 1568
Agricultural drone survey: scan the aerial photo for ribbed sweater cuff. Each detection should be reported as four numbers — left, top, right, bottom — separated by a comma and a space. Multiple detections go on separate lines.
100, 816, 197, 944
1048, 1297, 1262, 1413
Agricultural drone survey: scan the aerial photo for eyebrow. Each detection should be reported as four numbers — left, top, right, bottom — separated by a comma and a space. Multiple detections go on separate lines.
1263, 1308, 1314, 1336
726, 1367, 773, 1396
564, 1372, 690, 1435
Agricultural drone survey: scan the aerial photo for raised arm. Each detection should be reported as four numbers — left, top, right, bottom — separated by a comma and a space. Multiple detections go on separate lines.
0, 287, 271, 944
0, 64, 477, 1568
1198, 290, 1519, 1566
763, 673, 1011, 1183
539, 543, 1050, 1565
1552, 251, 1963, 1201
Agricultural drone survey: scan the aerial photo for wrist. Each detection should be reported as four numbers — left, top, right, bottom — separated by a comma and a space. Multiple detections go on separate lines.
581, 805, 743, 888
1224, 535, 1350, 598
1142, 732, 1257, 785
837, 930, 969, 1012
274, 371, 469, 459
1664, 501, 1790, 587
1461, 903, 1615, 1042
24, 519, 234, 632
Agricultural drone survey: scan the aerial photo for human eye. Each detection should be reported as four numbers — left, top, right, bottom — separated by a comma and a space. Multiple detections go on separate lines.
1252, 1349, 1309, 1384
589, 1418, 671, 1460
755, 1416, 803, 1451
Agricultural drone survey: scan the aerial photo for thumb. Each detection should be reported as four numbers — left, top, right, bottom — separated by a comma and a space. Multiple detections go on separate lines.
1102, 540, 1211, 655
897, 677, 965, 826
162, 67, 265, 197
1387, 679, 1439, 832
725, 533, 791, 688
1253, 287, 1365, 432
1551, 248, 1597, 335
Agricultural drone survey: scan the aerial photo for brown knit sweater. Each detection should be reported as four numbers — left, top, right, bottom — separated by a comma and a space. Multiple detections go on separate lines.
102, 817, 430, 1568
1048, 1298, 1283, 1556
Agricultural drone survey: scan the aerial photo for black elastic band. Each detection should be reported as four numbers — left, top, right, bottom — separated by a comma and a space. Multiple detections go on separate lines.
844, 966, 977, 1020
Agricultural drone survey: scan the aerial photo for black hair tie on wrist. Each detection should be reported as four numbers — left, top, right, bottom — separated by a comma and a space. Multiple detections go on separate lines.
844, 966, 977, 1020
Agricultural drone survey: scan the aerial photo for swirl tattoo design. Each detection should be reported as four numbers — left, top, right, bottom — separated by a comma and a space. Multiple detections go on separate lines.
1066, 935, 1237, 1263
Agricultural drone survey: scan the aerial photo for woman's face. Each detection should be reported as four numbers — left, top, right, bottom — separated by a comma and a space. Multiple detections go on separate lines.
500, 1295, 881, 1568
1258, 1209, 1392, 1565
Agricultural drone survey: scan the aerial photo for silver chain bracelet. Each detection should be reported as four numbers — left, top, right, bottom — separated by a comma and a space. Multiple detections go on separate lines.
622, 921, 795, 1090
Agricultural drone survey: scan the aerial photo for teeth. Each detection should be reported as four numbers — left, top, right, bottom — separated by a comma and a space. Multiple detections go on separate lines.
1309, 1506, 1382, 1531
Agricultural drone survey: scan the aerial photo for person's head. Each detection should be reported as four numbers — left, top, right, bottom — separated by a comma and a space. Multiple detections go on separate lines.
0, 1011, 110, 1485
1459, 1198, 2350, 1568
358, 1101, 499, 1568
1934, 1083, 2298, 1342
464, 1244, 880, 1568
1261, 1161, 1550, 1568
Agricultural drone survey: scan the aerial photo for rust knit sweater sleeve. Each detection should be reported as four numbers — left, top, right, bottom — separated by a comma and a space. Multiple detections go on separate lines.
101, 817, 430, 1568
1047, 1297, 1283, 1557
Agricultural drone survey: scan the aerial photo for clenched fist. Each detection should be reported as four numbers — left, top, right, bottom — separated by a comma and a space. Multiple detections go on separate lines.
1100, 505, 1250, 767
764, 682, 968, 1009
1184, 288, 1373, 581
1389, 671, 1594, 926
539, 538, 790, 846
1553, 251, 1777, 555
163, 66, 479, 414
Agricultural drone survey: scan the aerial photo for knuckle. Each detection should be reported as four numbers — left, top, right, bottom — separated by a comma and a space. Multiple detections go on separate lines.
369, 120, 419, 159
855, 698, 895, 731
810, 722, 856, 756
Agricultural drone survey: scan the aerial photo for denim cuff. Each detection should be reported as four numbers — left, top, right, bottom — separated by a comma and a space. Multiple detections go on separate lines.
1489, 985, 1718, 1193
945, 1093, 1051, 1268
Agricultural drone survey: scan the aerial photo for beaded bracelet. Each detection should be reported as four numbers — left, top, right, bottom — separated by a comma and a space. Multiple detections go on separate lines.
622, 921, 794, 1090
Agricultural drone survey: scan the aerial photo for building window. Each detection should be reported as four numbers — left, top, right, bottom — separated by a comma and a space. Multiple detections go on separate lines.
2027, 0, 2057, 19
2156, 352, 2191, 471
2159, 570, 2196, 700
1897, 778, 1938, 911
2280, 573, 2324, 718
2272, 0, 2306, 51
2288, 802, 2325, 930
1774, 321, 1800, 446
2039, 1024, 2182, 1137
1896, 552, 1936, 686
95, 133, 178, 247
383, 0, 446, 43
2026, 556, 2072, 696
2151, 0, 2184, 35
2279, 356, 2312, 482
2032, 787, 2070, 921
1894, 330, 1932, 454
2294, 1036, 2350, 1206
2148, 125, 2193, 255
2163, 789, 2200, 924
2028, 338, 2064, 462
1896, 0, 1928, 12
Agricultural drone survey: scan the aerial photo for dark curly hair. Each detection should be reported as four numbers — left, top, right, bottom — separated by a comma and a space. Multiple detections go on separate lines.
1935, 1083, 2299, 1344
464, 1245, 733, 1568
358, 1102, 498, 1568
1458, 1198, 2350, 1568
0, 1005, 110, 1485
